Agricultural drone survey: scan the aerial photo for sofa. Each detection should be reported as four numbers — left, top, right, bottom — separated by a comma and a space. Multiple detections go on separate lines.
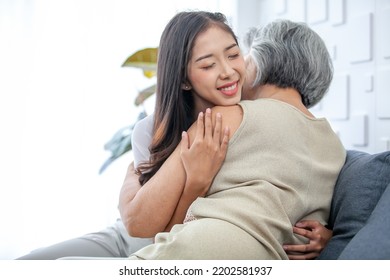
318, 149, 390, 259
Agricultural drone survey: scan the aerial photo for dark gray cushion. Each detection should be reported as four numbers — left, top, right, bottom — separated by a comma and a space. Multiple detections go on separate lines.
338, 182, 390, 259
318, 150, 390, 259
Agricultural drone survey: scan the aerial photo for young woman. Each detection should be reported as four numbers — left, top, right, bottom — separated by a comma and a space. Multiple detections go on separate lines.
119, 11, 245, 238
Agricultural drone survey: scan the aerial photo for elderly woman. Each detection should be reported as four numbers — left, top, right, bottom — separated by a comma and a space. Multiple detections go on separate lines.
127, 19, 346, 260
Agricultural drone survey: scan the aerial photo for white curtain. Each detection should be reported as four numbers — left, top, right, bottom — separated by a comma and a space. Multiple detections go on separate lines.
0, 0, 236, 259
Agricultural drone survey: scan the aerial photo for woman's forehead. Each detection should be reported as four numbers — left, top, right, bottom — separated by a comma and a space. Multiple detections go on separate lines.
191, 26, 237, 58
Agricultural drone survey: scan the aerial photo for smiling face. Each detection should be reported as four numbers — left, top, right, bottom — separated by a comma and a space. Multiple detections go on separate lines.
186, 25, 246, 114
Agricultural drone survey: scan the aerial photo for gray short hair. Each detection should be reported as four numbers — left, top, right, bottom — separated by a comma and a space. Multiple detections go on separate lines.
243, 19, 333, 108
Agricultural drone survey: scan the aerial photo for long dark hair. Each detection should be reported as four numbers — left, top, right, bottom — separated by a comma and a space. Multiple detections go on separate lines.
137, 11, 237, 185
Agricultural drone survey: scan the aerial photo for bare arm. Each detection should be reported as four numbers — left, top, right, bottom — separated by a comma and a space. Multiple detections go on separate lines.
119, 143, 186, 238
119, 105, 242, 238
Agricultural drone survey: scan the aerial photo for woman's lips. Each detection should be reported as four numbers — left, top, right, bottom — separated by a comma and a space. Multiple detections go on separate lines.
218, 81, 238, 96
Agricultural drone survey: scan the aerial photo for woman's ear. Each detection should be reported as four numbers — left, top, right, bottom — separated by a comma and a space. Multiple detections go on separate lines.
181, 83, 192, 91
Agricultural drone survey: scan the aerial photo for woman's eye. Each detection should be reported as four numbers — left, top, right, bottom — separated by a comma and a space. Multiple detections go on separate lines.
202, 64, 214, 70
229, 53, 240, 59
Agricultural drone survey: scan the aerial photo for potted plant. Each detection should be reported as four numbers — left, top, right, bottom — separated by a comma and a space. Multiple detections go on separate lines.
99, 47, 157, 174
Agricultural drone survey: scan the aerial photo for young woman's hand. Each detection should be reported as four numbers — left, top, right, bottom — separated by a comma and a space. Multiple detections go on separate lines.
180, 108, 229, 197
283, 220, 333, 260
163, 109, 230, 231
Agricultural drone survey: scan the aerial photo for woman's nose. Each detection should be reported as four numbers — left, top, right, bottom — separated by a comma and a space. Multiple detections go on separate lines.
219, 62, 235, 79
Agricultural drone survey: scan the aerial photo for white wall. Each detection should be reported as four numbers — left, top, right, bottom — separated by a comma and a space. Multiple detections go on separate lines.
0, 0, 236, 260
236, 0, 390, 154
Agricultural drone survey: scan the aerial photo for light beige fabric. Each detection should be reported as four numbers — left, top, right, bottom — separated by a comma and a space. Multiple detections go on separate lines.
130, 99, 346, 260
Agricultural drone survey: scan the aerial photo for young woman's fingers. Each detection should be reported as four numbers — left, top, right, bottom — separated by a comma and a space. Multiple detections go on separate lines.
194, 111, 205, 141
283, 220, 331, 259
220, 127, 229, 154
295, 220, 320, 231
212, 112, 222, 143
292, 226, 315, 240
295, 220, 333, 246
283, 242, 317, 254
204, 108, 212, 139
180, 131, 190, 151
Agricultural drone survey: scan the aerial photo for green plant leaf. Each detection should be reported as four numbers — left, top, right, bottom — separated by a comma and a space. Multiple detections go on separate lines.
99, 111, 147, 174
122, 47, 158, 78
135, 84, 156, 106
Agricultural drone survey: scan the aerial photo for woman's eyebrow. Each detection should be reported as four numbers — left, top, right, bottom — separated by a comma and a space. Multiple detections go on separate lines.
194, 43, 238, 63
225, 43, 238, 51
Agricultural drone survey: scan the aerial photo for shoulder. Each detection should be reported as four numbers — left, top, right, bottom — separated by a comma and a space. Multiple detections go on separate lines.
132, 113, 154, 167
132, 114, 154, 142
211, 105, 243, 137
133, 113, 154, 131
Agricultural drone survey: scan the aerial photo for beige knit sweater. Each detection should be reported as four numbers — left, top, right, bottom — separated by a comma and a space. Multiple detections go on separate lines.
130, 99, 346, 260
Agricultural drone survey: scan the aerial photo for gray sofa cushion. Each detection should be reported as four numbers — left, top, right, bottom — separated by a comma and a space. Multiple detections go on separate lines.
318, 150, 390, 259
338, 182, 390, 259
